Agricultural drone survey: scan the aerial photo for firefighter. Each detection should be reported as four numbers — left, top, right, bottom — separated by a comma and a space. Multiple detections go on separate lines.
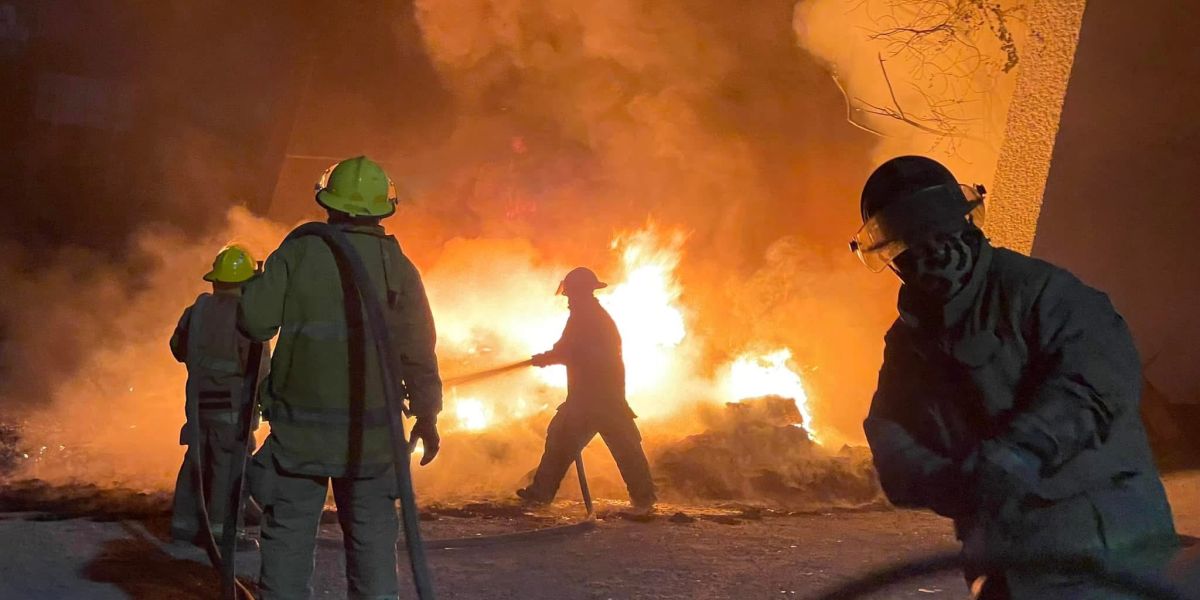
854, 156, 1177, 598
169, 244, 268, 548
238, 156, 442, 600
517, 267, 657, 514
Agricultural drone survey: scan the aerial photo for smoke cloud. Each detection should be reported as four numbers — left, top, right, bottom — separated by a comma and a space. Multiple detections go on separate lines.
1, 1, 1028, 505
793, 0, 1028, 186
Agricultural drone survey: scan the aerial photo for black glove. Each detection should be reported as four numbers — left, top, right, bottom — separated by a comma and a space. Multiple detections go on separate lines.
969, 439, 1036, 508
968, 438, 1041, 516
960, 438, 1042, 564
530, 352, 552, 368
409, 418, 440, 466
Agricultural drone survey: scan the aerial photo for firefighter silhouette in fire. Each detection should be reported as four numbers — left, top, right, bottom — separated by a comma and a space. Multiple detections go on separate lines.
518, 267, 657, 513
853, 156, 1177, 599
169, 244, 268, 549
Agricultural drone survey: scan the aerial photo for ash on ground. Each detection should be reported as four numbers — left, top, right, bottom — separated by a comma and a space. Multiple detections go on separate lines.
652, 396, 883, 510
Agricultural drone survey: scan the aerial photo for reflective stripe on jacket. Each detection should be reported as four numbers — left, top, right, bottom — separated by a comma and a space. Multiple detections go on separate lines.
171, 291, 267, 433
238, 222, 442, 477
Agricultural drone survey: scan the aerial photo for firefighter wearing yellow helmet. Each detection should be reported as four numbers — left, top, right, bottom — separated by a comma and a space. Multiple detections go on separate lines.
239, 156, 443, 599
314, 154, 401, 218
169, 244, 269, 548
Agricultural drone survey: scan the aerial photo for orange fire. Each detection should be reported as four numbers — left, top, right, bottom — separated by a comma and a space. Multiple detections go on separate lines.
434, 227, 819, 441
721, 349, 816, 440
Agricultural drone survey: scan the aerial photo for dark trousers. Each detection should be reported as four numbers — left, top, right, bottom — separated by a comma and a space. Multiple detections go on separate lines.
962, 488, 1176, 600
171, 423, 247, 542
528, 407, 656, 506
252, 446, 399, 600
968, 570, 1155, 600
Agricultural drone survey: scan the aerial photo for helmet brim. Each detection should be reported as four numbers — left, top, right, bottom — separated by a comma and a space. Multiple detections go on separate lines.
557, 281, 607, 296
315, 190, 397, 218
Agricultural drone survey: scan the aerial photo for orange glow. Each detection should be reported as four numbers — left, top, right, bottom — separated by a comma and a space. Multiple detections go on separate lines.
602, 229, 689, 398
722, 349, 816, 440
431, 226, 819, 441
451, 396, 491, 431
433, 226, 696, 425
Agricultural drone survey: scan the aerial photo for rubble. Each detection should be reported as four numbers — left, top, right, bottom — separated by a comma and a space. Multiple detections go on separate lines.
652, 396, 884, 510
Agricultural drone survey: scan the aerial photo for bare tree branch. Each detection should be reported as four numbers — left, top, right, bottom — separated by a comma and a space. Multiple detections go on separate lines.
835, 0, 1025, 150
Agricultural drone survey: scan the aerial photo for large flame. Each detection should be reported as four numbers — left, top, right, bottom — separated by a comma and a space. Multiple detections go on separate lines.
721, 348, 816, 440
434, 227, 819, 441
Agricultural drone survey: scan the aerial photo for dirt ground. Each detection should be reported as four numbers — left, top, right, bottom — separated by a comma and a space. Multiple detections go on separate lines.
1, 472, 1197, 600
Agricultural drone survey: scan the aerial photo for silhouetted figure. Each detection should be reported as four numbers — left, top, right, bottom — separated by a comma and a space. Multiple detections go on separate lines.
518, 267, 656, 513
853, 156, 1177, 599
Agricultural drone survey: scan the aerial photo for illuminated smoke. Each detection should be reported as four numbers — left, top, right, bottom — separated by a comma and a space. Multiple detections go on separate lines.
0, 1, 1037, 505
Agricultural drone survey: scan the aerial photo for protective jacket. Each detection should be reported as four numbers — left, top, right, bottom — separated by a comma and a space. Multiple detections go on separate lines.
539, 296, 633, 418
169, 288, 266, 542
865, 244, 1176, 569
238, 222, 441, 478
171, 290, 267, 435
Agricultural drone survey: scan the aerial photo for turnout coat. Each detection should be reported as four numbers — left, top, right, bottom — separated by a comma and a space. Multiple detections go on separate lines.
865, 244, 1176, 586
238, 222, 441, 478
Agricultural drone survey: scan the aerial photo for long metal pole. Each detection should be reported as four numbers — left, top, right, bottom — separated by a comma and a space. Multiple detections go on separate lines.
574, 453, 594, 518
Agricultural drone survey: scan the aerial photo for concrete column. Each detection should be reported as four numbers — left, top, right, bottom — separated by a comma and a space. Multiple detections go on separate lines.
989, 0, 1088, 253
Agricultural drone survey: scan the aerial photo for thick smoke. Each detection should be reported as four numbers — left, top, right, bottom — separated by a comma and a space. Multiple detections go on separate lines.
2, 1, 1024, 505
4, 208, 290, 488
411, 0, 895, 444
794, 0, 1029, 186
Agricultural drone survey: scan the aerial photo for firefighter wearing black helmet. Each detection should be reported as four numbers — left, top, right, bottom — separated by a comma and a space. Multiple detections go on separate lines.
517, 267, 657, 513
854, 156, 1176, 598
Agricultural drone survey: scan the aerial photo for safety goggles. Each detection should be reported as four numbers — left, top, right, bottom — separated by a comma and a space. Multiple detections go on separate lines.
849, 183, 986, 272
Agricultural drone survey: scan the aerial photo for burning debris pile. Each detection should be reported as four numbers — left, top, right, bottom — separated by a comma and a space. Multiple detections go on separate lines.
653, 396, 882, 510
0, 0, 936, 509
2, 212, 889, 510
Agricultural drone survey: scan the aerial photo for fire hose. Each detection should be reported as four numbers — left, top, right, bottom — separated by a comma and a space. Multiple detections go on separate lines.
313, 360, 596, 552
441, 359, 533, 387
183, 307, 261, 599
443, 360, 595, 520
805, 550, 1196, 600
287, 222, 436, 599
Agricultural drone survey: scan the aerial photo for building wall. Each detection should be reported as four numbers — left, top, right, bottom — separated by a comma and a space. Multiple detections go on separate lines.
1030, 1, 1200, 407
989, 0, 1087, 254
0, 1, 314, 251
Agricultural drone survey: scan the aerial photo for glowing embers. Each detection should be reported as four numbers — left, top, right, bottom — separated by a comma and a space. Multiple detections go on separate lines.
721, 349, 816, 441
